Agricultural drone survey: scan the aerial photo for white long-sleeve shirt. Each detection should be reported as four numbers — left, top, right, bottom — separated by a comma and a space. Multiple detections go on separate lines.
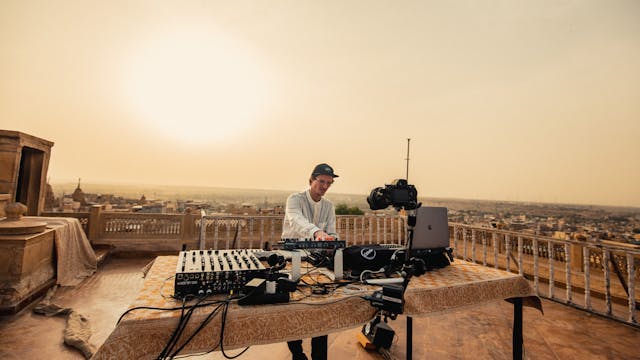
281, 189, 337, 239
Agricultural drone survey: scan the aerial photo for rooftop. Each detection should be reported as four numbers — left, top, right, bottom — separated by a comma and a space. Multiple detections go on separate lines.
1, 255, 638, 360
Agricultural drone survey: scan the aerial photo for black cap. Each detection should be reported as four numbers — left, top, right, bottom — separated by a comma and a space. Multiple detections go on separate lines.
311, 163, 339, 178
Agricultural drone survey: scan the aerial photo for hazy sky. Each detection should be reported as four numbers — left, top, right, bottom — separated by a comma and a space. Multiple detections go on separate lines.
1, 1, 639, 207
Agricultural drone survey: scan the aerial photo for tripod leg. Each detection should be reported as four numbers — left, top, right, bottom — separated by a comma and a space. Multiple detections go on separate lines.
407, 315, 413, 360
512, 298, 523, 360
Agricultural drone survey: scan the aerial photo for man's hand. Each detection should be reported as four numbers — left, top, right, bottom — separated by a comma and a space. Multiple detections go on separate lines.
313, 230, 334, 241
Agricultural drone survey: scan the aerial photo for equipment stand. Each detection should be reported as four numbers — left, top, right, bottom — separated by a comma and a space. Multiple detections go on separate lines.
404, 211, 417, 262
404, 211, 416, 360
513, 297, 523, 359
406, 316, 413, 360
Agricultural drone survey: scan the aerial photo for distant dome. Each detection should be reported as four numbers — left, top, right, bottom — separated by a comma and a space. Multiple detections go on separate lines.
71, 179, 86, 205
44, 183, 56, 210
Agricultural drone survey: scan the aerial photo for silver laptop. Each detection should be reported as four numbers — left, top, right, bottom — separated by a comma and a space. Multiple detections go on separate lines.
411, 207, 450, 250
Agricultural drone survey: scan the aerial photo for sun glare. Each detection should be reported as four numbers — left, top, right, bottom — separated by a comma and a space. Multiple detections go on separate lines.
125, 25, 271, 145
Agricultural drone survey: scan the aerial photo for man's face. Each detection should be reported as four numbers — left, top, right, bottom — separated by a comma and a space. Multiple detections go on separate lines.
309, 174, 334, 200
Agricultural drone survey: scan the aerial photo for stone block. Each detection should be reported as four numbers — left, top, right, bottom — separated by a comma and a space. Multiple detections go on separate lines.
0, 229, 55, 310
0, 151, 17, 183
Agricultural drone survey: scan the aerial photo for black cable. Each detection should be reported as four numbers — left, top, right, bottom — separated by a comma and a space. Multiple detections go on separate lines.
159, 296, 209, 359
157, 298, 191, 359
219, 300, 251, 359
157, 297, 189, 359
163, 290, 258, 359
168, 301, 226, 358
230, 221, 240, 249
117, 299, 224, 324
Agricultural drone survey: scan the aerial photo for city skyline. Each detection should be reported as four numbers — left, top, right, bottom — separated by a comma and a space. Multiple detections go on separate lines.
2, 1, 639, 207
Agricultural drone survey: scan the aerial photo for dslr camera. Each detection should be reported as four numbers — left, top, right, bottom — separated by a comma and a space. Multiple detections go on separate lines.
367, 179, 419, 211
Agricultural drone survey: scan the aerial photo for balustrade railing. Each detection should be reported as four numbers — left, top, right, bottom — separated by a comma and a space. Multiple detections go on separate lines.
40, 210, 639, 327
451, 223, 639, 327
196, 214, 406, 250
100, 213, 183, 238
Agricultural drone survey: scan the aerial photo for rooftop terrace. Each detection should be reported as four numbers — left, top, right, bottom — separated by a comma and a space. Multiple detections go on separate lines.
1, 255, 638, 359
1, 212, 639, 359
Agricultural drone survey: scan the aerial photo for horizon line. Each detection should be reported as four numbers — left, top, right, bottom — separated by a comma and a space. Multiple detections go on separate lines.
48, 179, 640, 211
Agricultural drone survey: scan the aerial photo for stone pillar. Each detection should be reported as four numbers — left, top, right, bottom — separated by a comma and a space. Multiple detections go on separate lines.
181, 209, 196, 243
88, 205, 102, 242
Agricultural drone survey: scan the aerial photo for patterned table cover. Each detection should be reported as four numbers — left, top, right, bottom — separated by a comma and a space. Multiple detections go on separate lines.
93, 256, 541, 359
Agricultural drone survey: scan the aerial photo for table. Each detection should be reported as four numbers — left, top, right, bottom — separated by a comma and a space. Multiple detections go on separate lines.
93, 256, 541, 360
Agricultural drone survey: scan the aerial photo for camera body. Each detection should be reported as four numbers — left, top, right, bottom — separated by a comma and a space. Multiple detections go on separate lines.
367, 179, 419, 211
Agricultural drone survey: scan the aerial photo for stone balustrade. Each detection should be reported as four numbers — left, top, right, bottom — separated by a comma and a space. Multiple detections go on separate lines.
451, 223, 639, 327
39, 208, 639, 327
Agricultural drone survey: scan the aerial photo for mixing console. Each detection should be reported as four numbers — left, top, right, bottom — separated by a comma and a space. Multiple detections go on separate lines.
174, 249, 266, 297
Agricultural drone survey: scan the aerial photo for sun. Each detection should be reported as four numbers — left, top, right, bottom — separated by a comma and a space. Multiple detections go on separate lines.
124, 25, 271, 145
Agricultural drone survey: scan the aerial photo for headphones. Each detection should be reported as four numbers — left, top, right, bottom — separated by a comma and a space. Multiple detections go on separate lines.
267, 253, 286, 271
408, 257, 427, 276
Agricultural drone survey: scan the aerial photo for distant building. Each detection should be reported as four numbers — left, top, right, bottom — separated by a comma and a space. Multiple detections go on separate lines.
44, 183, 56, 210
259, 205, 284, 215
71, 178, 87, 205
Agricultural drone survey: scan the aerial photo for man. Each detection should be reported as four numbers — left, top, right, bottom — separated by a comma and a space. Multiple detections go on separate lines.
282, 163, 339, 360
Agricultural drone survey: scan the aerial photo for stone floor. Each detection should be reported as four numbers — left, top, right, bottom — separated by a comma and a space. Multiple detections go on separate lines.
0, 256, 638, 360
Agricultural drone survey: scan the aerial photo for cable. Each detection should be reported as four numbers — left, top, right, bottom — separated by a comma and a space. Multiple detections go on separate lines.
159, 296, 209, 359
117, 298, 225, 324
167, 289, 259, 359
157, 297, 189, 359
218, 300, 251, 359
359, 268, 387, 283
157, 288, 261, 359
167, 301, 226, 358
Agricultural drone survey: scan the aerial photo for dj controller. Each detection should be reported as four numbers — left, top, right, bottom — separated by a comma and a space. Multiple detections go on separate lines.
280, 238, 346, 250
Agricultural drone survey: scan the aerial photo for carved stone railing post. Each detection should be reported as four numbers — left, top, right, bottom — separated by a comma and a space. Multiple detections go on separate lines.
627, 253, 636, 324
181, 210, 196, 243
584, 246, 592, 311
533, 238, 539, 293
603, 249, 612, 315
518, 236, 524, 276
492, 232, 498, 269
549, 239, 555, 299
471, 229, 477, 263
199, 210, 206, 250
565, 243, 573, 304
88, 205, 102, 242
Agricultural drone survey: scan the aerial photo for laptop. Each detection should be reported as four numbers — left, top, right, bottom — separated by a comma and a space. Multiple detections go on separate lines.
411, 206, 450, 250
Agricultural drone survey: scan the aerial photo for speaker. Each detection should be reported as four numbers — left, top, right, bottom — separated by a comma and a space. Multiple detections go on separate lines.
343, 245, 401, 275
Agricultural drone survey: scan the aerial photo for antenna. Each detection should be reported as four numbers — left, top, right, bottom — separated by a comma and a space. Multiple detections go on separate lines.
405, 138, 411, 181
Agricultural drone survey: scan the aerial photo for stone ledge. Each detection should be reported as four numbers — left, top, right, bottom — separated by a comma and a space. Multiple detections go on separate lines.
0, 278, 56, 316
